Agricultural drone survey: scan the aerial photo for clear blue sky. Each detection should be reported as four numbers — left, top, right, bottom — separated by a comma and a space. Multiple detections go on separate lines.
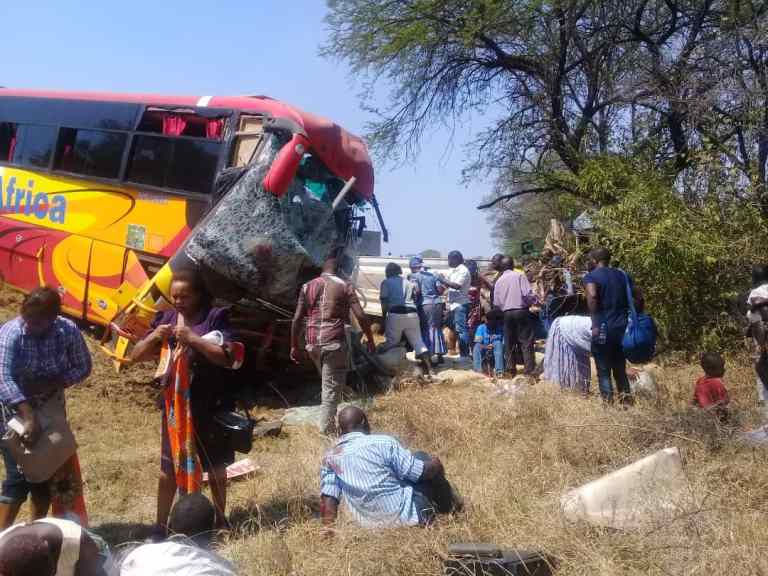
2, 1, 498, 258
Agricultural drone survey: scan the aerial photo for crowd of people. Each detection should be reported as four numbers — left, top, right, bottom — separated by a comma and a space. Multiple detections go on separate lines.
369, 245, 740, 421
372, 251, 540, 381
285, 244, 744, 541
371, 248, 615, 391
0, 242, 758, 573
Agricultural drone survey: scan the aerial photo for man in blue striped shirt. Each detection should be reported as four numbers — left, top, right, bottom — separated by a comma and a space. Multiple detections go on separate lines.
320, 406, 459, 529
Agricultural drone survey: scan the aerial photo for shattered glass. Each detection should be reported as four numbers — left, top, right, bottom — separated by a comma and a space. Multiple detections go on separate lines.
184, 134, 346, 306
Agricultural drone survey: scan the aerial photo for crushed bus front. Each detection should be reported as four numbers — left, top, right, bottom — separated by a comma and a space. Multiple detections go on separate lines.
102, 119, 382, 367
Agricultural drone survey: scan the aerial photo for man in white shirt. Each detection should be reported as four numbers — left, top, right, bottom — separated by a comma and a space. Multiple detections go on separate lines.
439, 251, 472, 359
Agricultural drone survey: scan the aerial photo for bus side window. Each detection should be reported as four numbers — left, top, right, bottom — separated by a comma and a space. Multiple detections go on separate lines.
12, 125, 58, 168
55, 128, 126, 179
127, 136, 172, 189
166, 139, 220, 193
127, 135, 220, 195
0, 123, 16, 162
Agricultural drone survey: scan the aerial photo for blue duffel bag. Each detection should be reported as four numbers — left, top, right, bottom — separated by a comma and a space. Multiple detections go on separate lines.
620, 271, 657, 364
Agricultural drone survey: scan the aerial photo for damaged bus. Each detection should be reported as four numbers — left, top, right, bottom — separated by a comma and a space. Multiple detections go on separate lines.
0, 89, 386, 364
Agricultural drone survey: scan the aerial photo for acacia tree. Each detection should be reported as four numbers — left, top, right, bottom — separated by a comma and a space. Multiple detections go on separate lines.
323, 0, 634, 206
324, 0, 768, 207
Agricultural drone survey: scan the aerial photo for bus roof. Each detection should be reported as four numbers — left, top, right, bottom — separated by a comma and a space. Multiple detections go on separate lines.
0, 88, 375, 200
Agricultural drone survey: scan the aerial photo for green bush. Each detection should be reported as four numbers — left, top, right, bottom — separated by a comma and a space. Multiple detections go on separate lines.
577, 158, 768, 351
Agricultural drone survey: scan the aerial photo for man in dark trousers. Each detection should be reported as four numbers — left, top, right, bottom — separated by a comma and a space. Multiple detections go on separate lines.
291, 248, 375, 435
493, 256, 537, 376
584, 247, 632, 404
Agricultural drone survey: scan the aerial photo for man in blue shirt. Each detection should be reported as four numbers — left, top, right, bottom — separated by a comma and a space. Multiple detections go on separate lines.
320, 406, 460, 529
0, 287, 92, 528
584, 247, 632, 403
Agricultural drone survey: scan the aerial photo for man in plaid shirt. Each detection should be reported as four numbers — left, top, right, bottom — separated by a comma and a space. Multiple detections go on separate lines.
0, 287, 92, 527
291, 248, 374, 435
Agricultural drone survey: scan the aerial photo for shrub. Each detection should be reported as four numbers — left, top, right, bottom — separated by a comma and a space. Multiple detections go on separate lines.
577, 157, 768, 350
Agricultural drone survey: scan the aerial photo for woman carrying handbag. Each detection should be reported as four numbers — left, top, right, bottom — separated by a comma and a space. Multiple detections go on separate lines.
130, 269, 244, 538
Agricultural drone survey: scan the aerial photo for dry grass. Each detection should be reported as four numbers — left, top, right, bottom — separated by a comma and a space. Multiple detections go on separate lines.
1, 286, 768, 574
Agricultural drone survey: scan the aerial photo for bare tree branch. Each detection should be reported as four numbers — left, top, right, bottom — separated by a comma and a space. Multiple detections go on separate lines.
477, 187, 559, 210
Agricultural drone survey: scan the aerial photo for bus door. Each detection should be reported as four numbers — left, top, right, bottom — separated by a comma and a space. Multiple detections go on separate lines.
40, 234, 147, 325
231, 116, 264, 167
83, 241, 149, 325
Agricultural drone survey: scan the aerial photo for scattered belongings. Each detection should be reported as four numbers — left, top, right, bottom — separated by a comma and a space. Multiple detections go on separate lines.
444, 543, 555, 576
203, 458, 259, 484
740, 426, 768, 446
560, 447, 686, 530
438, 369, 487, 387
628, 365, 658, 399
281, 405, 326, 428
491, 375, 532, 398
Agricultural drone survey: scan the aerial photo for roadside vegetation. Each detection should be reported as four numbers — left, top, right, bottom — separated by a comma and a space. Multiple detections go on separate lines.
0, 285, 764, 575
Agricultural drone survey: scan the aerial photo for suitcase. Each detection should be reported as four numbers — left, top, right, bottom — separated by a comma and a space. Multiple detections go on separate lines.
444, 543, 555, 576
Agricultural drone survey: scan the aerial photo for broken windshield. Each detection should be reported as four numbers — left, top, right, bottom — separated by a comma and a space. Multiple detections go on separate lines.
182, 133, 359, 306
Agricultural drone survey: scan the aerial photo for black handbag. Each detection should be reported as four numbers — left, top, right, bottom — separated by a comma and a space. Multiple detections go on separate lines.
213, 409, 255, 454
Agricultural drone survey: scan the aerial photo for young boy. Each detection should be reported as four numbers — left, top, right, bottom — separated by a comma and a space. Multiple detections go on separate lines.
472, 308, 505, 377
693, 352, 730, 422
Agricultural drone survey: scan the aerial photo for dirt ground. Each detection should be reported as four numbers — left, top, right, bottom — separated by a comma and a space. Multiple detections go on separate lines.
1, 286, 767, 575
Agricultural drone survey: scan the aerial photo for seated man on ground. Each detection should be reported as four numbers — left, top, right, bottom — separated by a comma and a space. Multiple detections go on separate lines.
693, 352, 730, 423
119, 493, 236, 576
320, 406, 461, 529
472, 308, 505, 377
0, 517, 112, 576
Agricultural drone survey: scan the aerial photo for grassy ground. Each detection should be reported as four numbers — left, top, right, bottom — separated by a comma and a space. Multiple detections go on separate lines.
1, 287, 767, 574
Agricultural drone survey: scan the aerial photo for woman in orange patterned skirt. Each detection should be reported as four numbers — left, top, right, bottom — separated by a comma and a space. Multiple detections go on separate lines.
131, 269, 240, 537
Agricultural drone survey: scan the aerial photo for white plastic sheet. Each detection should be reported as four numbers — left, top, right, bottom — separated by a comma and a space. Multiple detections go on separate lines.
561, 447, 686, 530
